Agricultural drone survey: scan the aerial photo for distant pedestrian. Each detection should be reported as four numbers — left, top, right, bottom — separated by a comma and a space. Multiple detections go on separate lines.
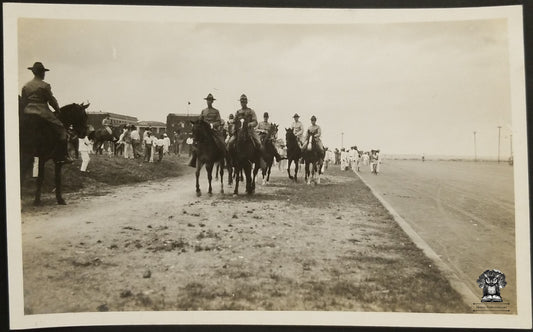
123, 125, 134, 159
130, 125, 141, 158
144, 131, 153, 162
186, 136, 194, 157
79, 135, 93, 173
156, 136, 165, 162
163, 133, 171, 155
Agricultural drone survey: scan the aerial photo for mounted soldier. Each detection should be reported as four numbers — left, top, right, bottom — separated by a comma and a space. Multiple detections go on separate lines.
102, 114, 113, 135
256, 112, 281, 162
291, 113, 305, 149
188, 93, 226, 167
224, 113, 235, 143
20, 62, 73, 164
303, 115, 324, 155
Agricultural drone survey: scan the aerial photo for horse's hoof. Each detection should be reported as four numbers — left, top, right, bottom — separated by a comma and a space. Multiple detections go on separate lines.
208, 192, 213, 196
221, 189, 224, 194
196, 191, 201, 197
233, 193, 238, 197
57, 199, 67, 205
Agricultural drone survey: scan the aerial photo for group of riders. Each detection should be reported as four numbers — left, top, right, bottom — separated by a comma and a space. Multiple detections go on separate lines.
188, 93, 325, 169
19, 61, 325, 171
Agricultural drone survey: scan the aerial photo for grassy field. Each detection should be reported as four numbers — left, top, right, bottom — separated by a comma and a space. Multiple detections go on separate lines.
20, 153, 190, 200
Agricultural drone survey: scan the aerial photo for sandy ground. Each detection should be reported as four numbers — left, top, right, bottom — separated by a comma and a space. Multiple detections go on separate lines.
21, 164, 471, 314
357, 160, 516, 313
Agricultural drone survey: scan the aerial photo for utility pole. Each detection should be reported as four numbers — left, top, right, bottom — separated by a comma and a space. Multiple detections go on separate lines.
341, 132, 344, 149
473, 131, 477, 162
498, 126, 502, 163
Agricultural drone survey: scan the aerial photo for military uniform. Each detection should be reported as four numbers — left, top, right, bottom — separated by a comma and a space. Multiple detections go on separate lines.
188, 94, 226, 167
303, 124, 324, 152
291, 120, 304, 146
229, 107, 261, 148
21, 77, 66, 140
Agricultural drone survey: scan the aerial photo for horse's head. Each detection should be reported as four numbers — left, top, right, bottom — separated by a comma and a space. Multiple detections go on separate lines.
235, 118, 250, 140
59, 102, 90, 137
285, 127, 295, 141
190, 119, 212, 142
269, 123, 279, 140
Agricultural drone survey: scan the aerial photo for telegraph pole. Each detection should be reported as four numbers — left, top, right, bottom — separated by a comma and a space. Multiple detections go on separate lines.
498, 126, 502, 163
341, 132, 344, 149
473, 131, 477, 162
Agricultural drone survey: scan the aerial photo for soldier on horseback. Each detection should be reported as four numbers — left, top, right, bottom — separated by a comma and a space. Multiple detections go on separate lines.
256, 112, 281, 162
20, 62, 73, 164
188, 93, 226, 167
224, 113, 235, 143
303, 115, 324, 154
102, 114, 113, 135
227, 94, 265, 163
291, 113, 305, 149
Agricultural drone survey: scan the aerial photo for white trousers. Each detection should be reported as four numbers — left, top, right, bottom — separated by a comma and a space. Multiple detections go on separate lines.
80, 151, 90, 171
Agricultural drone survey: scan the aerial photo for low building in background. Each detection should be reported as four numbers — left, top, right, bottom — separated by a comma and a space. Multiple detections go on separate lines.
87, 111, 139, 130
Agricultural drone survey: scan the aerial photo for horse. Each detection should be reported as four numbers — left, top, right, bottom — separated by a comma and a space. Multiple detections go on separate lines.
285, 128, 301, 182
301, 131, 325, 185
92, 125, 125, 155
260, 123, 279, 185
190, 119, 226, 196
19, 101, 90, 205
228, 118, 261, 195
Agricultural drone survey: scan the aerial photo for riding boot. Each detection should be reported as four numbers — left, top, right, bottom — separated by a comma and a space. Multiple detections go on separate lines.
55, 139, 74, 165
187, 153, 197, 167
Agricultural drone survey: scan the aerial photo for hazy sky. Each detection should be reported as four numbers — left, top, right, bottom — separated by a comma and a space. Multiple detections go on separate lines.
18, 18, 513, 157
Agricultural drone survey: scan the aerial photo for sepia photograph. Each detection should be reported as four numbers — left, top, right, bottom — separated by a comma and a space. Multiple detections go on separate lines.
3, 2, 531, 330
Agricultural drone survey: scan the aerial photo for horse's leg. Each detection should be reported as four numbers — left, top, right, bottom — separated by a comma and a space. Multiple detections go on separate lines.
252, 162, 260, 193
305, 161, 310, 185
318, 160, 322, 184
287, 159, 293, 180
34, 159, 45, 206
266, 164, 272, 183
55, 163, 66, 204
215, 163, 219, 181
246, 165, 254, 194
233, 166, 240, 195
294, 159, 299, 183
206, 162, 214, 196
195, 160, 203, 196
20, 155, 33, 186
219, 159, 225, 194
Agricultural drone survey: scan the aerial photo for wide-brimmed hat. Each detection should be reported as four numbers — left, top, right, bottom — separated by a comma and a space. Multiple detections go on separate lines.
204, 93, 216, 101
264, 112, 269, 117
311, 115, 317, 121
27, 62, 50, 72
239, 94, 248, 101
229, 114, 235, 119
293, 113, 300, 118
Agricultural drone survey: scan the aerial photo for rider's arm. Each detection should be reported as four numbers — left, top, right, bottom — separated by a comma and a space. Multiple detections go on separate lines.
45, 83, 60, 112
248, 110, 258, 128
316, 126, 321, 138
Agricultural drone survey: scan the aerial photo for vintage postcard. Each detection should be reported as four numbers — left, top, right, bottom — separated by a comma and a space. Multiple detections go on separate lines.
3, 2, 531, 330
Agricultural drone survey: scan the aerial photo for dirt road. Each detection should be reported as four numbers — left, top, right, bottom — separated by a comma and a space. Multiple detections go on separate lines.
21, 165, 470, 314
357, 160, 516, 313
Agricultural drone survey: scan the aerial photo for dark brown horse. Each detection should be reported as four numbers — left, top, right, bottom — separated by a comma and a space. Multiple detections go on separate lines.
302, 131, 325, 185
285, 128, 301, 182
19, 101, 90, 205
260, 123, 280, 185
228, 118, 261, 195
190, 119, 226, 196
92, 125, 125, 155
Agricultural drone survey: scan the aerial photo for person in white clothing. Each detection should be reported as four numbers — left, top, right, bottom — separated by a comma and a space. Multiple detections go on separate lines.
79, 135, 93, 172
340, 148, 348, 171
162, 133, 171, 155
